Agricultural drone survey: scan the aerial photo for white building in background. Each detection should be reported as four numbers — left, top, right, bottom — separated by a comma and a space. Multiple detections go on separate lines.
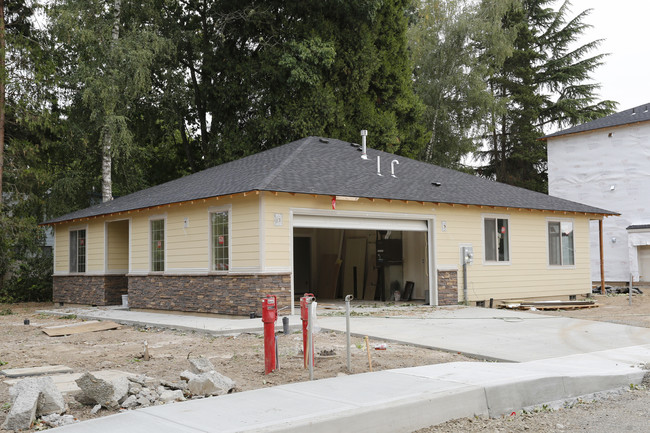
544, 102, 650, 284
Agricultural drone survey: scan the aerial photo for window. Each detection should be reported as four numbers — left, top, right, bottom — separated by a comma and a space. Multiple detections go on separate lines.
484, 217, 509, 262
548, 221, 574, 266
151, 219, 165, 272
69, 229, 86, 273
211, 211, 229, 271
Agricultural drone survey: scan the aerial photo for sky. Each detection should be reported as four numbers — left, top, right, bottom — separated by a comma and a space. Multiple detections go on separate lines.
569, 0, 650, 112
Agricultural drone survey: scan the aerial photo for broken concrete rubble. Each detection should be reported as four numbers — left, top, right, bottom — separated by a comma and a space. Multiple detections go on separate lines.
40, 413, 78, 428
75, 373, 129, 409
181, 358, 236, 397
179, 370, 197, 382
187, 371, 236, 397
159, 389, 185, 403
2, 377, 66, 431
188, 357, 215, 374
120, 395, 138, 409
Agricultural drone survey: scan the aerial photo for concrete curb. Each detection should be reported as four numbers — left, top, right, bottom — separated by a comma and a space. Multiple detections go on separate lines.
50, 353, 649, 432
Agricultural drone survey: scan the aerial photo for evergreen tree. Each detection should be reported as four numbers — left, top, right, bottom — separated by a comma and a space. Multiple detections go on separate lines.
161, 0, 427, 166
0, 0, 58, 300
479, 0, 616, 192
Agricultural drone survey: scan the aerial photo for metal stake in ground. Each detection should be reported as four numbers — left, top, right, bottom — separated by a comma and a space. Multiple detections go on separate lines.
307, 299, 314, 380
345, 294, 353, 372
630, 273, 633, 306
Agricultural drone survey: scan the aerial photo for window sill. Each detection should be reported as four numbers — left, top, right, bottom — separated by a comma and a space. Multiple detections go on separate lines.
482, 261, 511, 266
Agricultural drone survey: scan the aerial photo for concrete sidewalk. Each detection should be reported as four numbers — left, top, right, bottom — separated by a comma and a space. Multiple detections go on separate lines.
41, 305, 650, 362
37, 306, 650, 432
50, 345, 650, 432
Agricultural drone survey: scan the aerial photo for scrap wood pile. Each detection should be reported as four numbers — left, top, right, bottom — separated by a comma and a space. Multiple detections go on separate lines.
499, 300, 598, 311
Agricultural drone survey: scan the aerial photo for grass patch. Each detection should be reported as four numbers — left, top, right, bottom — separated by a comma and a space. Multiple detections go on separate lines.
0, 308, 13, 316
58, 314, 77, 320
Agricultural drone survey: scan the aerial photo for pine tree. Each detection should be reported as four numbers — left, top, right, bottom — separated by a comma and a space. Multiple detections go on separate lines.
479, 0, 616, 192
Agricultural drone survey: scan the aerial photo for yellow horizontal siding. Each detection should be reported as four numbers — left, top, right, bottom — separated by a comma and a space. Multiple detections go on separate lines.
107, 220, 129, 271
128, 195, 259, 272
435, 206, 591, 301
86, 221, 104, 272
54, 226, 69, 273
262, 192, 592, 300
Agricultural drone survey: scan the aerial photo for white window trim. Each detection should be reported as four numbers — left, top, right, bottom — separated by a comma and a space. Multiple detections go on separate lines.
546, 217, 576, 269
208, 205, 232, 274
68, 224, 89, 274
149, 214, 167, 273
481, 213, 511, 266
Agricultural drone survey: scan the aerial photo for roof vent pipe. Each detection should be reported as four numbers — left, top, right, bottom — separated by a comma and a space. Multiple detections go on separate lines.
377, 155, 382, 176
391, 159, 399, 178
360, 130, 368, 159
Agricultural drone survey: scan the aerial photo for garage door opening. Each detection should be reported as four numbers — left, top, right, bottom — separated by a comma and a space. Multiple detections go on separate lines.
293, 227, 430, 302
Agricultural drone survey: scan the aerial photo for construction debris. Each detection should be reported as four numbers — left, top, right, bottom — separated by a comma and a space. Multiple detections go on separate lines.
500, 300, 598, 311
593, 285, 644, 295
68, 360, 234, 413
0, 365, 73, 378
40, 413, 79, 428
184, 357, 236, 396
188, 357, 214, 374
2, 377, 66, 431
75, 373, 129, 409
42, 320, 120, 337
187, 371, 235, 397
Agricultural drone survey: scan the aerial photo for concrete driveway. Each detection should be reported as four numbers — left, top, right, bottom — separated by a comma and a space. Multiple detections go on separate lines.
317, 307, 650, 362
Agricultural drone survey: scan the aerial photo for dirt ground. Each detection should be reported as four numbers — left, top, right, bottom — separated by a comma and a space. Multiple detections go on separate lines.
0, 302, 472, 431
1, 293, 649, 432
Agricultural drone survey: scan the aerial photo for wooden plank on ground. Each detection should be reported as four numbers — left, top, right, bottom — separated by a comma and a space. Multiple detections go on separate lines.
43, 320, 120, 337
1, 365, 74, 378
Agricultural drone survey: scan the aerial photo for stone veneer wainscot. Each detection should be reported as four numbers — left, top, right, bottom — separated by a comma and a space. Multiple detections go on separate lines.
127, 273, 292, 316
53, 275, 128, 306
437, 270, 459, 306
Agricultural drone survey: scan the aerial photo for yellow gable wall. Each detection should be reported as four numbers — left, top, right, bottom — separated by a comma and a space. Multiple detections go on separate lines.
263, 192, 595, 301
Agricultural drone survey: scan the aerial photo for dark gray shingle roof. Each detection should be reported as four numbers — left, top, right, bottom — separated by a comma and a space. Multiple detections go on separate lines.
542, 103, 650, 139
44, 136, 615, 224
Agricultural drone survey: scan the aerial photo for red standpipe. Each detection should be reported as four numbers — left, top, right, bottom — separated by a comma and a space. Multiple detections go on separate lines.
300, 293, 315, 368
262, 295, 278, 374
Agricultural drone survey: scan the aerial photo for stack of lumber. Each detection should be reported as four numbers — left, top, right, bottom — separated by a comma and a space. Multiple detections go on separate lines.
499, 300, 598, 311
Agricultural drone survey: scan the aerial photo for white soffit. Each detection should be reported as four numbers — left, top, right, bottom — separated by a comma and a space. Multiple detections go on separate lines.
293, 214, 428, 232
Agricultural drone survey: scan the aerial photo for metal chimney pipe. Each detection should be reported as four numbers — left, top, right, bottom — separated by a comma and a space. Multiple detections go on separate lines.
391, 159, 399, 178
377, 155, 382, 176
360, 130, 368, 159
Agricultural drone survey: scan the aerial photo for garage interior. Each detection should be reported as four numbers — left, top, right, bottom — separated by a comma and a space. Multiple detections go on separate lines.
293, 227, 429, 302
